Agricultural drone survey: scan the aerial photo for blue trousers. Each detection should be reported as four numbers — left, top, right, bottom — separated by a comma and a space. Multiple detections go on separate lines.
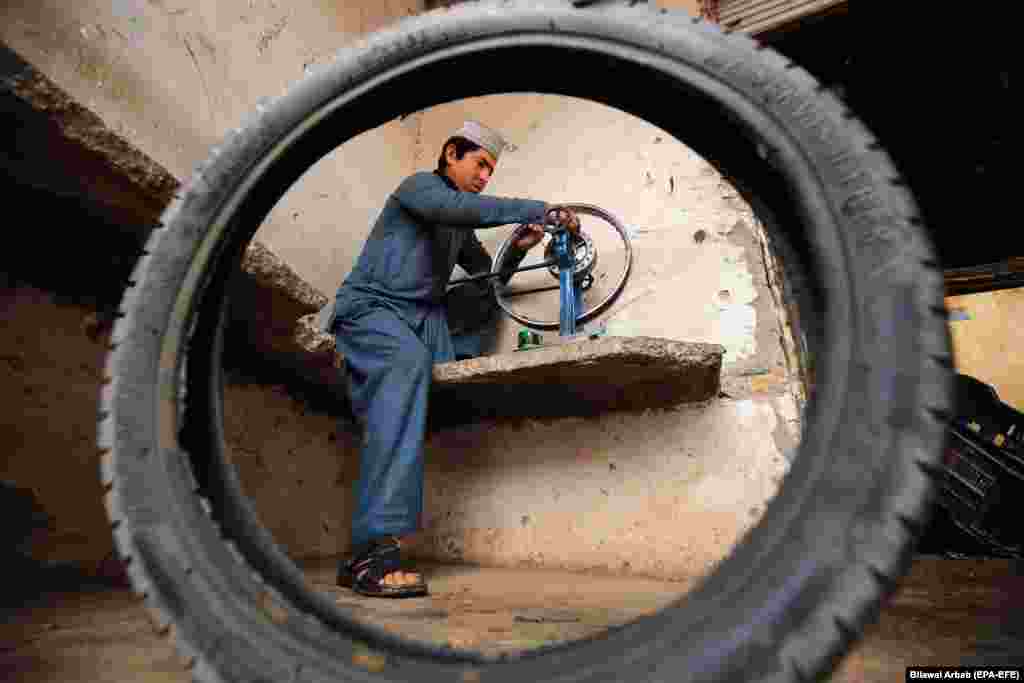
334, 301, 491, 549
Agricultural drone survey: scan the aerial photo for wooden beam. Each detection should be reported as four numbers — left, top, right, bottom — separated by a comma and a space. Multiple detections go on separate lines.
944, 258, 1024, 297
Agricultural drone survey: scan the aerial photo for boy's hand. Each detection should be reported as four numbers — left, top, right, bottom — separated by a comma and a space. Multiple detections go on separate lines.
547, 206, 581, 234
513, 223, 545, 250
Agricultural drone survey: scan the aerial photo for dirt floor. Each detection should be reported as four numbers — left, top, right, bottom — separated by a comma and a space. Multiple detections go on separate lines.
2, 557, 1022, 682
319, 561, 687, 657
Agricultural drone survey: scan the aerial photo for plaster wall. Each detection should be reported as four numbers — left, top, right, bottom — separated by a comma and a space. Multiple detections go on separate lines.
658, 0, 704, 16
0, 288, 114, 571
412, 400, 791, 580
410, 95, 785, 372
946, 288, 1024, 412
0, 286, 361, 573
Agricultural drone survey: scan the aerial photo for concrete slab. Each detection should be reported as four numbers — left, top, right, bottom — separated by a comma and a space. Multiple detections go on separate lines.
432, 335, 725, 423
293, 312, 725, 424
1, 50, 178, 219
1, 54, 332, 362
224, 242, 342, 400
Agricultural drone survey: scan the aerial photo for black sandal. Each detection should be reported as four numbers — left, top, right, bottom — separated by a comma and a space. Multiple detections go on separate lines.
336, 537, 428, 598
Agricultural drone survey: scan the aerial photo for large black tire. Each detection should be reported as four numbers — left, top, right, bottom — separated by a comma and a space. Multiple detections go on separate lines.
100, 1, 953, 681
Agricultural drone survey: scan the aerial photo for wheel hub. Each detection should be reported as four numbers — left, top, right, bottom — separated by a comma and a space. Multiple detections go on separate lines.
544, 230, 598, 281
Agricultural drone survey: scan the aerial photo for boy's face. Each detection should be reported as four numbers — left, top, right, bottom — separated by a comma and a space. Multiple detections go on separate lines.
444, 145, 497, 193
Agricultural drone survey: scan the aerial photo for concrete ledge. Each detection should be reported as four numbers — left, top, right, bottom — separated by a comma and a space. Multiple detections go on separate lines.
223, 243, 348, 408
230, 241, 329, 362
0, 54, 337, 395
294, 314, 724, 424
2, 50, 178, 223
431, 336, 724, 424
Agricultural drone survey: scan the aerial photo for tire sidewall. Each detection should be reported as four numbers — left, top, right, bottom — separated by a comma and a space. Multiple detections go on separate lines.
105, 3, 952, 682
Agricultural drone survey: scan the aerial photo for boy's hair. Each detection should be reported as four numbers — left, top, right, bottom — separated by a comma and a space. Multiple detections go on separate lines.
436, 136, 482, 172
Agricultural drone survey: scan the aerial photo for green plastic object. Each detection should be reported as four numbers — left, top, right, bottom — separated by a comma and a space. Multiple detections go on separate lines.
516, 329, 543, 351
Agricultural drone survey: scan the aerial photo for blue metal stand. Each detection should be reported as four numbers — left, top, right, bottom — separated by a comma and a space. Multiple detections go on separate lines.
553, 230, 583, 337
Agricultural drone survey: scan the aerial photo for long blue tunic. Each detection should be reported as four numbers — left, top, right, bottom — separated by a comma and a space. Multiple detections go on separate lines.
331, 170, 547, 547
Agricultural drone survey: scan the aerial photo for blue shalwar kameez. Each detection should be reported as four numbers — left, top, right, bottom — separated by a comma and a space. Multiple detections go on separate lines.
330, 170, 547, 548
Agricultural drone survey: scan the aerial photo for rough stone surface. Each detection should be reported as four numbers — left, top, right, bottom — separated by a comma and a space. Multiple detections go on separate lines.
294, 312, 339, 356
294, 312, 337, 357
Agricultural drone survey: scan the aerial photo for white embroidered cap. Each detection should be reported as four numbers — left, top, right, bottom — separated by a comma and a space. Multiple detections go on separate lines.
453, 120, 516, 160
